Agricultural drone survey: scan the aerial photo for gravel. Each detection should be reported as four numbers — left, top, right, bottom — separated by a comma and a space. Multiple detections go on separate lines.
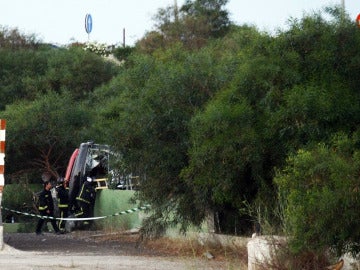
0, 231, 229, 269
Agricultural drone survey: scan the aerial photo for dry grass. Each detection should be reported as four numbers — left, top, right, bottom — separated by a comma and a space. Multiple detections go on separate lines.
79, 231, 337, 269
92, 231, 248, 265
142, 236, 248, 263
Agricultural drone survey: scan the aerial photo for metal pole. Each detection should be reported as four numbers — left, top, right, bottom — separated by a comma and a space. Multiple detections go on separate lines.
174, 0, 179, 22
123, 28, 125, 47
340, 0, 345, 23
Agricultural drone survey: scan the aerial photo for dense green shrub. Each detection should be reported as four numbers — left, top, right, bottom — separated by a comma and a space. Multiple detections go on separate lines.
275, 133, 360, 256
2, 183, 41, 223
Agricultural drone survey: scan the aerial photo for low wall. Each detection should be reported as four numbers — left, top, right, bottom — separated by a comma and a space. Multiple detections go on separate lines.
247, 235, 360, 270
94, 189, 143, 229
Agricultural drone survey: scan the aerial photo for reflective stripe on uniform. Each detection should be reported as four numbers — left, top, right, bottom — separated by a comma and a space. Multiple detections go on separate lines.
76, 197, 90, 204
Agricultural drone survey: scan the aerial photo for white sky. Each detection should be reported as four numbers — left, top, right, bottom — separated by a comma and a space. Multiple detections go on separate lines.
0, 0, 359, 46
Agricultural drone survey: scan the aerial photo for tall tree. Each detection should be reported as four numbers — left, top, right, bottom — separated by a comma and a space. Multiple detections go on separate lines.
0, 26, 40, 50
91, 43, 239, 236
181, 0, 230, 38
0, 91, 92, 182
138, 0, 231, 51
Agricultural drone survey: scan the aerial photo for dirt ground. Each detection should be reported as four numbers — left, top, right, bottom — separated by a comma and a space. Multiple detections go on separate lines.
1, 230, 247, 269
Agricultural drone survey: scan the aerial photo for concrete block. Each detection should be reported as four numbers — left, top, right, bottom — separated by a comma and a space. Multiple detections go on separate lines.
247, 235, 286, 270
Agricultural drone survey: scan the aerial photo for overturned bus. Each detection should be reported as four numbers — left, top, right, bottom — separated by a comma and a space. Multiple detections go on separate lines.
65, 141, 111, 213
63, 141, 140, 230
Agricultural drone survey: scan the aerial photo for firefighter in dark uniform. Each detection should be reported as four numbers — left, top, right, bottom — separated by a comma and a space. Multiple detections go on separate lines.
35, 180, 61, 235
75, 176, 96, 227
56, 177, 69, 232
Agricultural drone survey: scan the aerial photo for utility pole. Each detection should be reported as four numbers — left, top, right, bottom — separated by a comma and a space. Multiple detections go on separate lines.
340, 0, 345, 23
174, 0, 179, 22
123, 28, 126, 47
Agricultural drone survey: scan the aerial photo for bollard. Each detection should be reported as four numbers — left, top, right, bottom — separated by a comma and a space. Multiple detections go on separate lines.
0, 119, 6, 250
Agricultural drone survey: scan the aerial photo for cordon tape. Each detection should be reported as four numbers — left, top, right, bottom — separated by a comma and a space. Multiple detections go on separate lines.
1, 204, 151, 221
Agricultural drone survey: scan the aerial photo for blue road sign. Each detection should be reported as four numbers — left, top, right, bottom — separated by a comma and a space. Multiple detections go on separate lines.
85, 13, 93, 34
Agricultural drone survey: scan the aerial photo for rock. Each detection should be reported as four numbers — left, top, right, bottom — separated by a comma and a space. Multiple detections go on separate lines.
203, 251, 214, 259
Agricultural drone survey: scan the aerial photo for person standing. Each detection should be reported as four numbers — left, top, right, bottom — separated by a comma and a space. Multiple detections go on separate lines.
35, 180, 61, 235
75, 176, 96, 227
56, 177, 69, 232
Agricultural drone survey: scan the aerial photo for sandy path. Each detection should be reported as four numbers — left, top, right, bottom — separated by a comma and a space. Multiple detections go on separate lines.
0, 251, 220, 270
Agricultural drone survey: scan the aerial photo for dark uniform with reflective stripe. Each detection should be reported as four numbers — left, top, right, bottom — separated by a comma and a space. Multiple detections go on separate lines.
75, 178, 96, 224
35, 181, 60, 234
56, 183, 69, 231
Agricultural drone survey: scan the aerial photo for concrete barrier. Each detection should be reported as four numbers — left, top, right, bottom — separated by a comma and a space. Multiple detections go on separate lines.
247, 234, 286, 270
247, 234, 360, 270
342, 253, 360, 270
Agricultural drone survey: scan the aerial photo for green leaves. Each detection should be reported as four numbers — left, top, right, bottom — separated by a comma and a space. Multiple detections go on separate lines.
181, 0, 230, 38
2, 4, 360, 248
184, 88, 257, 200
275, 135, 360, 255
43, 47, 118, 99
139, 0, 230, 51
0, 91, 95, 182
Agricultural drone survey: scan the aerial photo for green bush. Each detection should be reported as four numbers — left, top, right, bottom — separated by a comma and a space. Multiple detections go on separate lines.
275, 133, 360, 256
2, 183, 41, 223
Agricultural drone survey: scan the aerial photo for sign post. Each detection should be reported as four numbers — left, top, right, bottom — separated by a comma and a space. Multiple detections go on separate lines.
85, 13, 93, 41
0, 119, 6, 250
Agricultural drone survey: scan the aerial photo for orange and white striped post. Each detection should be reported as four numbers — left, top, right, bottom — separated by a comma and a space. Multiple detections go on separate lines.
0, 119, 6, 249
0, 119, 5, 190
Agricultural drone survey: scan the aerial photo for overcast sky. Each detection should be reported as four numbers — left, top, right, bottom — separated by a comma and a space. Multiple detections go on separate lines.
0, 0, 359, 46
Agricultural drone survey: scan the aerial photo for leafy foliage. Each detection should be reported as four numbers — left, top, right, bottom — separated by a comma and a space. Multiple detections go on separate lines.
112, 45, 135, 62
1, 3, 360, 257
92, 43, 238, 235
0, 45, 118, 108
0, 49, 48, 109
275, 134, 360, 256
42, 47, 118, 99
138, 0, 230, 51
181, 0, 230, 38
0, 91, 92, 181
89, 7, 360, 242
0, 26, 40, 50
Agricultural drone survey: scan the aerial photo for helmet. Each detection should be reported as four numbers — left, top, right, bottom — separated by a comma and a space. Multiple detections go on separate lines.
57, 177, 64, 185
